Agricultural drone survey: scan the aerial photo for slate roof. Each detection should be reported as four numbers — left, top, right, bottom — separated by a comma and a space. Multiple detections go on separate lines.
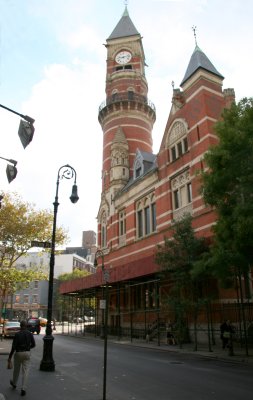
108, 6, 139, 40
117, 150, 157, 195
181, 45, 224, 86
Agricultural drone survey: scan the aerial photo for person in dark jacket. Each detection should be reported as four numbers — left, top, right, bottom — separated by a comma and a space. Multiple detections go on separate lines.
220, 320, 234, 349
8, 320, 36, 396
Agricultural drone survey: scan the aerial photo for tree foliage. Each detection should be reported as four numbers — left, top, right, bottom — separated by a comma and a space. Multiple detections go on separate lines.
200, 97, 253, 287
155, 214, 210, 342
58, 269, 90, 281
156, 214, 209, 302
0, 192, 68, 309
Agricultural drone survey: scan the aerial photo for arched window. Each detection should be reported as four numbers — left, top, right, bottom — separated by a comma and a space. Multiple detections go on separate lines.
167, 120, 188, 162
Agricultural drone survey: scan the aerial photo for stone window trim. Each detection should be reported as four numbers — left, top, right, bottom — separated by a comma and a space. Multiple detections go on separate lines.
170, 169, 192, 212
135, 193, 156, 239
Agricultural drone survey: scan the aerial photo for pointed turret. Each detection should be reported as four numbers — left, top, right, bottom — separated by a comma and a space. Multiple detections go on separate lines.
181, 45, 224, 86
108, 6, 139, 40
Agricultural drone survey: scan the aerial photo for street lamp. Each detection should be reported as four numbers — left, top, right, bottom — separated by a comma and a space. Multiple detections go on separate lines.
0, 156, 18, 183
40, 164, 79, 372
94, 250, 110, 400
0, 103, 35, 149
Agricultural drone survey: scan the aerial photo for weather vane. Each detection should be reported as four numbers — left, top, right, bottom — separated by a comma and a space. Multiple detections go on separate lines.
192, 25, 197, 46
124, 0, 128, 6
171, 81, 175, 90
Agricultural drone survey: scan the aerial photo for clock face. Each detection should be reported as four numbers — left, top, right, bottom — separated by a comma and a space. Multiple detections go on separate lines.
115, 50, 132, 64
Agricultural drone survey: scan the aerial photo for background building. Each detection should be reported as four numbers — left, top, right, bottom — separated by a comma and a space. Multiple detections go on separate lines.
4, 248, 95, 320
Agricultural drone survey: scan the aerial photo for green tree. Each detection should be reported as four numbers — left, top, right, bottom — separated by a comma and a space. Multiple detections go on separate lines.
200, 98, 253, 289
58, 269, 90, 281
0, 192, 68, 317
155, 214, 210, 344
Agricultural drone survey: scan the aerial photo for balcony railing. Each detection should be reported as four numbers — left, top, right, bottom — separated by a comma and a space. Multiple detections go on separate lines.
99, 93, 156, 114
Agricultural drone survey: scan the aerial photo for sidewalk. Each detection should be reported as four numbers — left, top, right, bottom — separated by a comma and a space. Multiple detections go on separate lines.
58, 327, 253, 365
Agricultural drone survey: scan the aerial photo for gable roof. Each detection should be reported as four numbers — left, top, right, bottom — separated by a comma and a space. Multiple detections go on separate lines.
108, 6, 139, 40
181, 45, 224, 86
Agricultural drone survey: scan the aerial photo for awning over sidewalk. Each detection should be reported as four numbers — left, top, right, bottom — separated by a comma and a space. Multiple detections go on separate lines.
59, 254, 159, 295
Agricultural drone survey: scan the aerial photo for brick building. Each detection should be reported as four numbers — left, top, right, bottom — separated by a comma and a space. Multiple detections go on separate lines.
59, 7, 251, 342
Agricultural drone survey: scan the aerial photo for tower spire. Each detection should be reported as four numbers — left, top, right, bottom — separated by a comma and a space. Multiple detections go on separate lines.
192, 25, 197, 46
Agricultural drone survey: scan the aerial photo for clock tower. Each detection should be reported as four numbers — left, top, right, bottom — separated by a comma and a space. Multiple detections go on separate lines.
98, 6, 156, 245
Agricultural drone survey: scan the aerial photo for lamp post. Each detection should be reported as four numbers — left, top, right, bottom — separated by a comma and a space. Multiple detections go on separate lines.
40, 164, 79, 372
0, 103, 35, 149
94, 250, 109, 400
0, 156, 18, 183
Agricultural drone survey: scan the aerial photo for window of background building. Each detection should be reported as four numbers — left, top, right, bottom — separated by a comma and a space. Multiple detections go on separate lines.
34, 280, 39, 289
23, 295, 29, 304
32, 295, 38, 304
15, 295, 20, 303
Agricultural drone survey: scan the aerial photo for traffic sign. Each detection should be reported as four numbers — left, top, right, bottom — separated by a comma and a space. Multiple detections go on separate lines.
31, 240, 51, 248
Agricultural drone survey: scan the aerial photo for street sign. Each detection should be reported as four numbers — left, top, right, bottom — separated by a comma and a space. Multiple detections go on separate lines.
103, 271, 110, 282
31, 240, 51, 248
100, 300, 106, 310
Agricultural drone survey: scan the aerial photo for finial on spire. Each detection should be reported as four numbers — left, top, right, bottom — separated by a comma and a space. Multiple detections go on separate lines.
192, 25, 197, 46
171, 81, 175, 90
124, 0, 128, 6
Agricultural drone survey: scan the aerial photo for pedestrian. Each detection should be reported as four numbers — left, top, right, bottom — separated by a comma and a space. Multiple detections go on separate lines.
8, 320, 36, 396
166, 321, 176, 345
220, 320, 234, 349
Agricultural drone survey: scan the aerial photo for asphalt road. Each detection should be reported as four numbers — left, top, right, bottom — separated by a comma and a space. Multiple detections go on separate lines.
1, 333, 253, 400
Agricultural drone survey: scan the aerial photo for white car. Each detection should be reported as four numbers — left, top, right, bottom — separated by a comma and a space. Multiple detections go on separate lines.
3, 321, 20, 337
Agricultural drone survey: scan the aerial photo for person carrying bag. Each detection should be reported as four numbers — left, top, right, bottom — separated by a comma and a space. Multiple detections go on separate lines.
8, 320, 36, 396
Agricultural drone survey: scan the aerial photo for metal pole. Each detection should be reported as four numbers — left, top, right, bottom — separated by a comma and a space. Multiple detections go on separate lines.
103, 281, 109, 400
0, 103, 35, 123
40, 164, 78, 371
94, 250, 109, 400
40, 176, 59, 371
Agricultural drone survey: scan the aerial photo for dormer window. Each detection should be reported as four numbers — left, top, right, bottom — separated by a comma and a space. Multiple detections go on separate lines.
136, 166, 141, 178
133, 149, 156, 180
134, 160, 143, 179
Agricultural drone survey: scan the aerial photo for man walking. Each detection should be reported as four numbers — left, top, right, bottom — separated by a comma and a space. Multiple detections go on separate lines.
8, 320, 36, 396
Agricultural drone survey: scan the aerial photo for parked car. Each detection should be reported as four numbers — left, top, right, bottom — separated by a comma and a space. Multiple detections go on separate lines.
2, 321, 20, 337
27, 318, 41, 334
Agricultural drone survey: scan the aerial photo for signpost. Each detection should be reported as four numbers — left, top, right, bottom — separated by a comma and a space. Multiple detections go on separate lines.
31, 240, 51, 248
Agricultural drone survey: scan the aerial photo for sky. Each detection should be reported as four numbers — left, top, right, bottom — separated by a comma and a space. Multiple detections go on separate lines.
0, 0, 252, 247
